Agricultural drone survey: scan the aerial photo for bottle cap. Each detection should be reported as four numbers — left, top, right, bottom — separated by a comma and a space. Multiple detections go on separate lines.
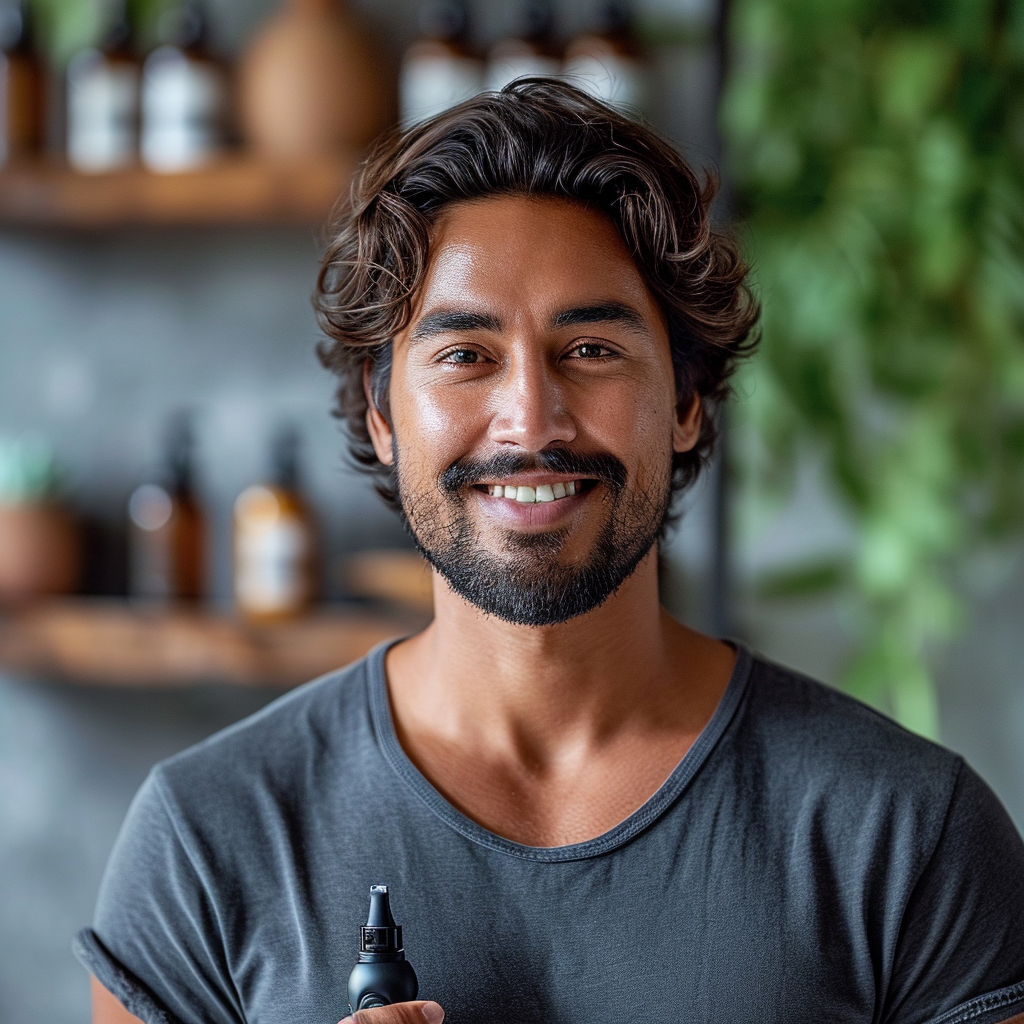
509, 0, 553, 43
418, 1, 467, 42
359, 884, 406, 959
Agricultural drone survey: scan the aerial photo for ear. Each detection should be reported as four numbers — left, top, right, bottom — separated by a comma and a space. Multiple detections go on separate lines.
363, 359, 394, 466
673, 393, 702, 454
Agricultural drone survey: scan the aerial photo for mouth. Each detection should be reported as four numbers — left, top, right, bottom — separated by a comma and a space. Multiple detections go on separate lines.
474, 479, 596, 505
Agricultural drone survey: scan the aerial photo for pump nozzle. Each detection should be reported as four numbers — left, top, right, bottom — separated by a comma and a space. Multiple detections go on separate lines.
360, 884, 403, 956
348, 884, 419, 1012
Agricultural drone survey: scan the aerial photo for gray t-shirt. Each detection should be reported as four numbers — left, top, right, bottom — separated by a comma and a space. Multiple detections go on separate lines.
76, 643, 1024, 1024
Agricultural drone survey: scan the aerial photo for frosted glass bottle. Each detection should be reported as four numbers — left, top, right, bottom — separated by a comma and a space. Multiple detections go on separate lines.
67, 4, 140, 172
141, 1, 228, 172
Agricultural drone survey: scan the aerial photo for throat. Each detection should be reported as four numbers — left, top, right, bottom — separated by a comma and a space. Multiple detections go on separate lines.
381, 573, 737, 847
393, 719, 702, 848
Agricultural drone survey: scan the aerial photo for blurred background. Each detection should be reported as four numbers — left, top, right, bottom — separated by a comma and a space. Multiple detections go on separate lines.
1, 0, 1022, 1020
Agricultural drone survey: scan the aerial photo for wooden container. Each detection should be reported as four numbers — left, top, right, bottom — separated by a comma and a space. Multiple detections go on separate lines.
0, 502, 81, 603
237, 0, 387, 160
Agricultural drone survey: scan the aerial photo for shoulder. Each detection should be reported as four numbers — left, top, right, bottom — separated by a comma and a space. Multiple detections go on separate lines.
739, 652, 965, 801
720, 651, 983, 887
148, 649, 381, 828
89, 650, 389, 1021
727, 651, 1024, 992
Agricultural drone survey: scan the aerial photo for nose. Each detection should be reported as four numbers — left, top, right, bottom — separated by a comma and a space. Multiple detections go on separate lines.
487, 346, 577, 451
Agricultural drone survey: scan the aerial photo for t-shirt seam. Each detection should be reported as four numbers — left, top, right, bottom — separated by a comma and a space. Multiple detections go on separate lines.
75, 929, 185, 1024
924, 978, 1024, 1024
880, 756, 967, 1023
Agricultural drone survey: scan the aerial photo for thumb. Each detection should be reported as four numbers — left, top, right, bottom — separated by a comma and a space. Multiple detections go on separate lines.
340, 1000, 445, 1024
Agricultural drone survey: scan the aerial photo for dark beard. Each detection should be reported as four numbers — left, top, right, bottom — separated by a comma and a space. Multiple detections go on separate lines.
396, 447, 672, 626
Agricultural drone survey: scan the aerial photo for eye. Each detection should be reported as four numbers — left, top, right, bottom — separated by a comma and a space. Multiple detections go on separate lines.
568, 341, 614, 359
440, 348, 482, 364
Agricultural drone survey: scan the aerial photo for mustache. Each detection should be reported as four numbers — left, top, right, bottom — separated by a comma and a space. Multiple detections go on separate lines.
440, 448, 628, 495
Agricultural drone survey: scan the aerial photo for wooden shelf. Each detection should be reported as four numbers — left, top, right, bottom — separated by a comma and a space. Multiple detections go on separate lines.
0, 599, 427, 688
0, 153, 359, 228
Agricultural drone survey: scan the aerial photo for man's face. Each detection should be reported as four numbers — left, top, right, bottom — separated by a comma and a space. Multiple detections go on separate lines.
367, 195, 700, 625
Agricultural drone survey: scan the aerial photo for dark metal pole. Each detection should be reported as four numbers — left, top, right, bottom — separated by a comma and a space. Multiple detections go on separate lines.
709, 414, 731, 637
709, 0, 734, 638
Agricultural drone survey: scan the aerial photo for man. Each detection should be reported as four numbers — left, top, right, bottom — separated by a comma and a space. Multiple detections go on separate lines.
80, 81, 1024, 1024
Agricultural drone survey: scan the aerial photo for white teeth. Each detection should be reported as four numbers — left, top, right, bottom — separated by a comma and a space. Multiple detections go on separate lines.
485, 481, 581, 503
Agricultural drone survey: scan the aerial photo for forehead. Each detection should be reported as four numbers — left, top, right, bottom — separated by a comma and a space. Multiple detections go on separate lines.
417, 195, 661, 320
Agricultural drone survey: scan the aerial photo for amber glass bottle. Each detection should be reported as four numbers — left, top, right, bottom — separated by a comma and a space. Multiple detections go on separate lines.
128, 415, 205, 602
0, 0, 44, 166
233, 426, 317, 621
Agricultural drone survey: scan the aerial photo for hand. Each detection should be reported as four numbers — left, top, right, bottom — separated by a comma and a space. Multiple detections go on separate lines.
340, 1000, 445, 1024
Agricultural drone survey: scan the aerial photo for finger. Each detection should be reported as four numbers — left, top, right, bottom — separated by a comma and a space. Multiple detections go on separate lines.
339, 999, 445, 1024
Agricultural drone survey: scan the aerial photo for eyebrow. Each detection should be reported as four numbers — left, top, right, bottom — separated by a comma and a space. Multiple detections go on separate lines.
408, 301, 649, 342
410, 309, 503, 341
550, 302, 648, 333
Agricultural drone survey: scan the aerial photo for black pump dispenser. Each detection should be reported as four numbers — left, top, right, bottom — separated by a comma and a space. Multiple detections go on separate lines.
348, 885, 418, 1012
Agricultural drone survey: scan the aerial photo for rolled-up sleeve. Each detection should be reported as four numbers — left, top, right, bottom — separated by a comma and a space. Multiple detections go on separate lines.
74, 769, 244, 1024
883, 763, 1024, 1024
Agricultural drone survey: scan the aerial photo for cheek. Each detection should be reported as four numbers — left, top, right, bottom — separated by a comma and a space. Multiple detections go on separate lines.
585, 378, 673, 451
391, 376, 484, 479
634, 423, 676, 493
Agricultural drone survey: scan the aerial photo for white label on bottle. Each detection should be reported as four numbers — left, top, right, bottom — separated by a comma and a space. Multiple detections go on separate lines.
485, 54, 561, 93
562, 54, 649, 115
67, 53, 139, 172
235, 519, 310, 613
142, 48, 225, 172
400, 56, 484, 127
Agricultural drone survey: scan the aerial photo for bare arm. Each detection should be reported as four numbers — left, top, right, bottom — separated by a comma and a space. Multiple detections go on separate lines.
91, 977, 145, 1024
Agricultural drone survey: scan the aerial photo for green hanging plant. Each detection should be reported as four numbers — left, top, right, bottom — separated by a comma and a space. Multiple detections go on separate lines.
722, 0, 1024, 737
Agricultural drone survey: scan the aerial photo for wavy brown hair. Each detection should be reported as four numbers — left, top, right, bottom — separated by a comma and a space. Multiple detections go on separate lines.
315, 79, 759, 511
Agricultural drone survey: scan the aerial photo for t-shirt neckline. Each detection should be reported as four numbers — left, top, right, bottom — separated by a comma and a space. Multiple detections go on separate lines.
367, 638, 754, 862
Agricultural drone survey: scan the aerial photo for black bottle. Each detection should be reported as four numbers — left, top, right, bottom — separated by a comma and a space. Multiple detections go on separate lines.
348, 885, 418, 1012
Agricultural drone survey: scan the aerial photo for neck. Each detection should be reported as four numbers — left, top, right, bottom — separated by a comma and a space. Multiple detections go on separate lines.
387, 550, 725, 766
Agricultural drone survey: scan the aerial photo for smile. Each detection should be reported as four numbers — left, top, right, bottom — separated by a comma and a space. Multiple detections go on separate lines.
477, 481, 584, 504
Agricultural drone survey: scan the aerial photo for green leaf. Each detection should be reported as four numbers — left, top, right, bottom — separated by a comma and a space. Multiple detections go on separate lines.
754, 558, 848, 599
